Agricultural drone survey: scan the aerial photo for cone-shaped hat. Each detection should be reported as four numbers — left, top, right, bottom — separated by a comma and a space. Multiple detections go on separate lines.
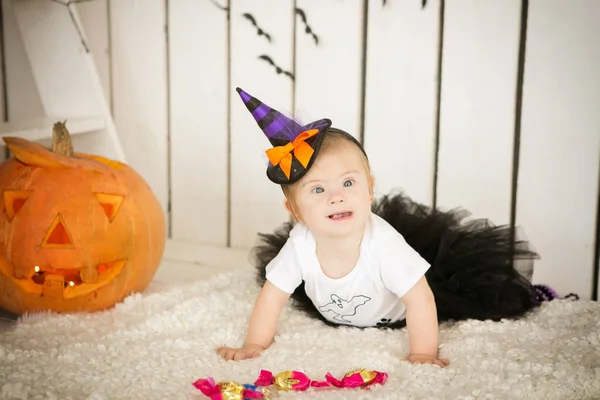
236, 87, 331, 184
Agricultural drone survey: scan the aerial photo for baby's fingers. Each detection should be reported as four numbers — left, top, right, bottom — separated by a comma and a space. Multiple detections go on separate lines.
215, 346, 228, 358
250, 349, 263, 358
216, 347, 233, 360
434, 358, 450, 368
231, 349, 259, 361
237, 348, 263, 360
216, 346, 240, 361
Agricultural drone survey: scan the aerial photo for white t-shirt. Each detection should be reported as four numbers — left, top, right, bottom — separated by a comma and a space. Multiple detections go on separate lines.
265, 213, 431, 327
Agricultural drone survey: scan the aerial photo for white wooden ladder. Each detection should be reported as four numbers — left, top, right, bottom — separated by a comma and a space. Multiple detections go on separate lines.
0, 0, 125, 162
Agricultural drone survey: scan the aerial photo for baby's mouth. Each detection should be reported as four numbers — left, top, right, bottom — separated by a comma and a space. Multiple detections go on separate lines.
328, 211, 353, 219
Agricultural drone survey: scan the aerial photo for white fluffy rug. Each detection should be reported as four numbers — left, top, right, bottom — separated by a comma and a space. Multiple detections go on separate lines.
1, 269, 599, 400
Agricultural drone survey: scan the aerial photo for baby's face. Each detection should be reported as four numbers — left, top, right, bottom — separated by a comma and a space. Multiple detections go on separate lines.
288, 141, 373, 239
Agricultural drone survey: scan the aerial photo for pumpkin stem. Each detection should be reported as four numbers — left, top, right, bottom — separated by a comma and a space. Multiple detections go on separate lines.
51, 120, 74, 157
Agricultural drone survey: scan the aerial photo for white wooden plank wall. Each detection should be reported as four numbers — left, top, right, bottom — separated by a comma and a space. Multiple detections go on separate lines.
1, 0, 598, 300
229, 0, 294, 248
108, 0, 169, 221
294, 1, 364, 139
516, 0, 600, 299
168, 0, 229, 246
363, 0, 440, 205
436, 0, 522, 225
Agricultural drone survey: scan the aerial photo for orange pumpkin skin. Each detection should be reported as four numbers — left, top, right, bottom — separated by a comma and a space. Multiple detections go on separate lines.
0, 136, 166, 315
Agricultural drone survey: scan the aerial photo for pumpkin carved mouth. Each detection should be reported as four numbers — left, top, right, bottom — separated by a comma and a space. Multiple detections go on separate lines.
0, 259, 128, 299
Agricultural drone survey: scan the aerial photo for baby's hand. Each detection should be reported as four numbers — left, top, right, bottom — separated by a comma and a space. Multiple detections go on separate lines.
407, 353, 450, 368
216, 343, 266, 361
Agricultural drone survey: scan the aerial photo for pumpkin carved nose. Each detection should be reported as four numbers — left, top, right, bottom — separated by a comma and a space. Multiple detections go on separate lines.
42, 214, 74, 248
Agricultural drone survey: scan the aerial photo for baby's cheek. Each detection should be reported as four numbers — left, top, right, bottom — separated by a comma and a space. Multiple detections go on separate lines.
297, 198, 319, 213
351, 186, 369, 196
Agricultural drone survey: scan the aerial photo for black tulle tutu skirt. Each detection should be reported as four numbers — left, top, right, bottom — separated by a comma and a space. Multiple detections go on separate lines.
251, 192, 540, 329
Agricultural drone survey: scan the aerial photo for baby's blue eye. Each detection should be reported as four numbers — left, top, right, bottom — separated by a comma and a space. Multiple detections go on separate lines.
343, 179, 354, 187
312, 186, 324, 194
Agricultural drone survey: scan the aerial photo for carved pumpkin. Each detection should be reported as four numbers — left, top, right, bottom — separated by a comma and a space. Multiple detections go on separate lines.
0, 122, 166, 315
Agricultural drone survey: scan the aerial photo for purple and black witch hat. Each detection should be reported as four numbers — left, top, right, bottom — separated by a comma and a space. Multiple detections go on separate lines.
236, 87, 331, 184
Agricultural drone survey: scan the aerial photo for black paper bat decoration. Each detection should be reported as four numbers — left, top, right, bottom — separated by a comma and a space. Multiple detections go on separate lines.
208, 0, 227, 11
242, 13, 272, 42
258, 55, 294, 81
208, 0, 229, 19
295, 8, 319, 45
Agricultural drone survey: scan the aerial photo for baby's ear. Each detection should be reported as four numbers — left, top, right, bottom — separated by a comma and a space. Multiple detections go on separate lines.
369, 175, 376, 197
283, 199, 301, 222
283, 199, 295, 218
284, 198, 292, 214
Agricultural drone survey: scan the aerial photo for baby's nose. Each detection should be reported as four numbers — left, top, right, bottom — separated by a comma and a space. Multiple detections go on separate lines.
330, 197, 344, 204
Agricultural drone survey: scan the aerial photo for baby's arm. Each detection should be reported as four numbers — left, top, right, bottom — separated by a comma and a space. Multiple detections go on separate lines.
217, 281, 290, 361
401, 276, 449, 368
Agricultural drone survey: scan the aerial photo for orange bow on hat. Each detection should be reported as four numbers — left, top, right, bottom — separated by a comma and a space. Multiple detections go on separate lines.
265, 129, 319, 180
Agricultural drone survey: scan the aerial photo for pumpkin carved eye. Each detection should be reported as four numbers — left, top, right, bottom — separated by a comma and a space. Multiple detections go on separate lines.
95, 193, 124, 223
42, 214, 74, 249
3, 190, 32, 222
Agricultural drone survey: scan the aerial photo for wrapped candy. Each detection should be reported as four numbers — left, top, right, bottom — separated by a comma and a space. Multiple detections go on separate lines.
192, 377, 269, 400
254, 369, 312, 391
323, 368, 388, 388
253, 368, 387, 390
193, 368, 387, 399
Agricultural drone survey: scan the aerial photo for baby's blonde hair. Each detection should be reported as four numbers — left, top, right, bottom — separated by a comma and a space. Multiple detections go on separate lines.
281, 128, 372, 220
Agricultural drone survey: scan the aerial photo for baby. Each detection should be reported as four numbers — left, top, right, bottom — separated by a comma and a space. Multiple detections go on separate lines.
217, 87, 538, 367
